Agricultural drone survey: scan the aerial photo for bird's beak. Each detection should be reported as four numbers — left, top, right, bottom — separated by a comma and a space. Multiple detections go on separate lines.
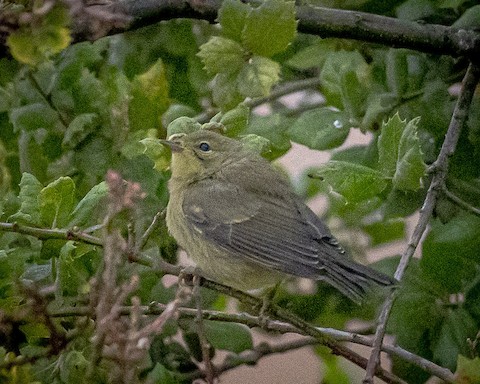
159, 139, 184, 153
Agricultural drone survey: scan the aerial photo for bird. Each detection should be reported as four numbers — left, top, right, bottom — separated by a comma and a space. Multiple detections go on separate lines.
161, 129, 395, 302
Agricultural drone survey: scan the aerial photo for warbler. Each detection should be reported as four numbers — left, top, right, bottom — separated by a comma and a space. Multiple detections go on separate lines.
162, 129, 395, 302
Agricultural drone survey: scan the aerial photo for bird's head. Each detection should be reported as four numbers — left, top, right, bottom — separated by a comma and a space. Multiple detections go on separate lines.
160, 130, 244, 181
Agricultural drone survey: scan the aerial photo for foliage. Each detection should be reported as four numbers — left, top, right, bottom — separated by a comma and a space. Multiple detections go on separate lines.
0, 0, 479, 383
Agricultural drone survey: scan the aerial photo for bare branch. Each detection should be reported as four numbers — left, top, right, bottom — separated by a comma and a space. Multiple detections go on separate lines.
363, 63, 480, 384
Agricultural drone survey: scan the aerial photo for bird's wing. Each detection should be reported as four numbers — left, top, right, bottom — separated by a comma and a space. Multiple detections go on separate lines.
182, 180, 339, 278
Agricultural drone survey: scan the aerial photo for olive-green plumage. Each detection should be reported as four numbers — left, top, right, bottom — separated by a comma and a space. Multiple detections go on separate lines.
163, 130, 394, 302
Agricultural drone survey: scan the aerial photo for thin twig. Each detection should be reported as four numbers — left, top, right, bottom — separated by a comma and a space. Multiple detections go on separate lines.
245, 78, 323, 109
137, 209, 166, 251
363, 63, 480, 384
192, 275, 216, 383
0, 222, 103, 246
443, 187, 480, 217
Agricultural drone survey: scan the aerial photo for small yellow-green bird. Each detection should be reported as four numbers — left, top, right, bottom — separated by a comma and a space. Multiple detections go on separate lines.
162, 129, 394, 302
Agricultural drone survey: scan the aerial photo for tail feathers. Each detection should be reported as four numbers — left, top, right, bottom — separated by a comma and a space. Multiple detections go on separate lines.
318, 256, 396, 303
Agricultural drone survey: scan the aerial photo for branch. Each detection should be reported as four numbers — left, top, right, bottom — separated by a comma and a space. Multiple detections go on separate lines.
85, 1, 480, 59
363, 63, 480, 383
0, 222, 102, 246
48, 303, 455, 383
2, 1, 479, 60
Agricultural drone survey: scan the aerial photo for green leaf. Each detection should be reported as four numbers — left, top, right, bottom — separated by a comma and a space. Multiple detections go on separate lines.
146, 363, 179, 384
386, 49, 409, 97
69, 181, 108, 227
340, 70, 367, 118
433, 308, 477, 371
39, 176, 75, 228
212, 72, 244, 110
394, 116, 427, 190
288, 107, 351, 150
310, 161, 388, 203
8, 173, 43, 225
378, 114, 427, 191
378, 113, 405, 177
129, 59, 170, 131
320, 50, 369, 109
57, 242, 90, 296
421, 213, 480, 293
162, 104, 197, 128
59, 351, 89, 384
217, 103, 250, 137
218, 0, 251, 42
167, 117, 202, 138
197, 36, 246, 76
9, 103, 59, 133
245, 113, 292, 159
7, 4, 71, 66
286, 40, 336, 70
239, 134, 271, 154
203, 321, 253, 353
237, 56, 280, 98
19, 323, 50, 344
242, 0, 296, 57
62, 113, 98, 149
453, 5, 480, 28
363, 219, 406, 246
455, 356, 480, 384
139, 138, 171, 171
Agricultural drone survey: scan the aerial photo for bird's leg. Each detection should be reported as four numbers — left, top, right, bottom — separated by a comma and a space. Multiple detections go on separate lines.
178, 265, 204, 287
258, 282, 282, 326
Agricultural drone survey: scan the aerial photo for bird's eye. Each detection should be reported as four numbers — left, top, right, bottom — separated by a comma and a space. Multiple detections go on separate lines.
199, 142, 210, 152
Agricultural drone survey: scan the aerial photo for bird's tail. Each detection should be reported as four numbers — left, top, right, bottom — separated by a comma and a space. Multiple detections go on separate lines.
319, 254, 396, 303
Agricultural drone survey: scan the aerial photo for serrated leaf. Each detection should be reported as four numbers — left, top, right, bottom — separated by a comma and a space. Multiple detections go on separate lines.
218, 0, 251, 42
310, 161, 388, 203
237, 56, 280, 98
394, 116, 427, 190
288, 107, 351, 150
62, 113, 98, 149
39, 177, 75, 228
9, 103, 59, 133
8, 173, 43, 225
378, 113, 405, 177
69, 181, 108, 227
204, 321, 253, 353
378, 114, 426, 191
197, 36, 246, 76
242, 0, 296, 57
